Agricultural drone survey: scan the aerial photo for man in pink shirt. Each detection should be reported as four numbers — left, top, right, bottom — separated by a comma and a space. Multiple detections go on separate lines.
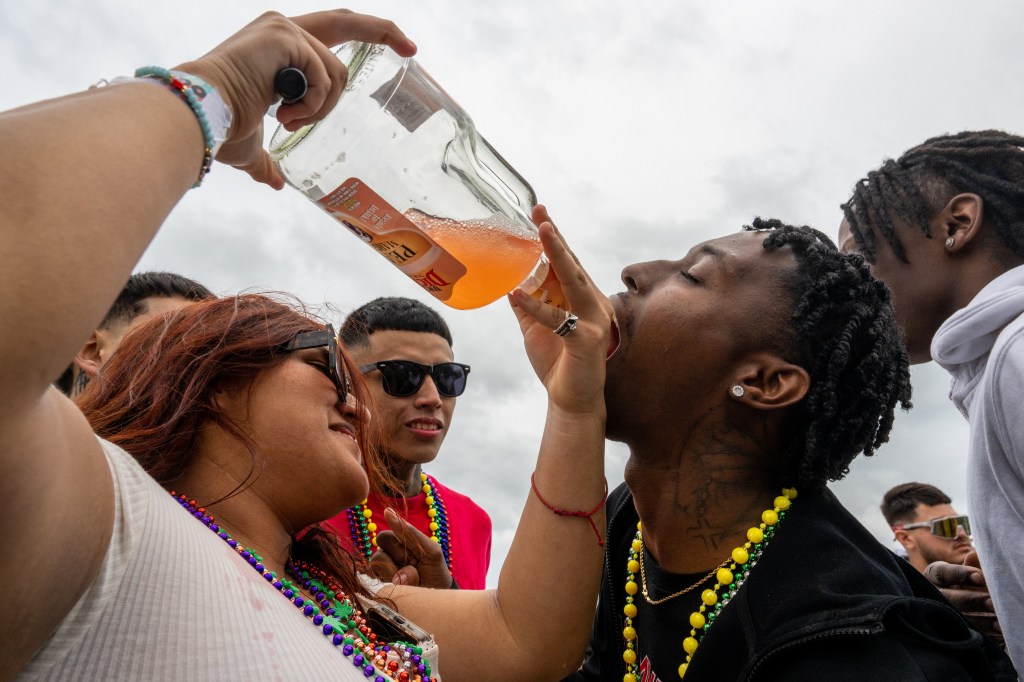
324, 296, 492, 589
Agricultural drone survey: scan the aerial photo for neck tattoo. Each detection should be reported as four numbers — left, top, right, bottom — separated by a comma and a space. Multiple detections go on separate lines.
171, 491, 435, 681
347, 472, 453, 572
622, 487, 797, 680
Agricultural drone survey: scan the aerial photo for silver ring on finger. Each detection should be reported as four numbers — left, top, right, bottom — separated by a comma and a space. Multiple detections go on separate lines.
553, 311, 579, 337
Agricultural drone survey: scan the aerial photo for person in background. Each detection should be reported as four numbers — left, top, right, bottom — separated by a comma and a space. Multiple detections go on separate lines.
838, 130, 1024, 667
0, 8, 613, 680
54, 271, 214, 396
324, 297, 492, 589
882, 482, 973, 573
881, 482, 1003, 648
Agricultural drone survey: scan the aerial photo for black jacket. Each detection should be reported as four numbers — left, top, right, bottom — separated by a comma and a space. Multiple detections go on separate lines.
566, 483, 1015, 681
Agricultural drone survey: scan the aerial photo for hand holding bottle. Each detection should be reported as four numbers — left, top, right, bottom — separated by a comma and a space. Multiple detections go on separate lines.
176, 9, 416, 187
510, 205, 613, 417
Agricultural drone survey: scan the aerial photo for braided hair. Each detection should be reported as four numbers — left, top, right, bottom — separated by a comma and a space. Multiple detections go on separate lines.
841, 130, 1024, 262
744, 218, 912, 490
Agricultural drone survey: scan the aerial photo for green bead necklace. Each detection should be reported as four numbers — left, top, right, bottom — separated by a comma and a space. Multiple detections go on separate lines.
347, 472, 453, 571
621, 487, 797, 681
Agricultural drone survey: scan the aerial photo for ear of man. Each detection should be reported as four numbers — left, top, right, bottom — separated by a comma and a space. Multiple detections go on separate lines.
940, 193, 985, 252
729, 353, 810, 410
893, 528, 916, 553
73, 331, 106, 378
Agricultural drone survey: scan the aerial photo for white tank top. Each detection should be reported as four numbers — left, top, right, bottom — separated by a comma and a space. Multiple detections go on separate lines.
19, 438, 441, 680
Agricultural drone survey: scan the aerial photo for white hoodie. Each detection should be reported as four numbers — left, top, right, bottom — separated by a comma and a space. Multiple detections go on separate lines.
932, 263, 1024, 671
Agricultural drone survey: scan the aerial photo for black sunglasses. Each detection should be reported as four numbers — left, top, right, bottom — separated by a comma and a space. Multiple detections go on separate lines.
359, 360, 471, 398
285, 324, 350, 398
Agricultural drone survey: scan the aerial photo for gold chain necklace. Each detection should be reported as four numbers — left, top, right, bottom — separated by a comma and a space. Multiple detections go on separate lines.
639, 547, 730, 606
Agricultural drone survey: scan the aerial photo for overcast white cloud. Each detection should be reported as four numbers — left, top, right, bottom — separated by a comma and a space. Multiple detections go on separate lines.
5, 0, 1022, 585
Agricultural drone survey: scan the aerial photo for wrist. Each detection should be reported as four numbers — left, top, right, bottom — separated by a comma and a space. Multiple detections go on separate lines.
131, 67, 233, 187
545, 402, 607, 429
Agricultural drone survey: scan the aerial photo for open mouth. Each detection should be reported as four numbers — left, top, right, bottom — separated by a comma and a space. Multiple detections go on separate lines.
407, 420, 443, 433
607, 314, 621, 358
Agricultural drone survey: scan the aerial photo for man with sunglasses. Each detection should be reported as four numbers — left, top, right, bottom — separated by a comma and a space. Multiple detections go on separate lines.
323, 297, 492, 589
881, 482, 1003, 647
882, 482, 974, 573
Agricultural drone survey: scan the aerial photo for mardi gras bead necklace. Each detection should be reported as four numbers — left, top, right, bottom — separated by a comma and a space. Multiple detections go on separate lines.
622, 487, 797, 681
347, 472, 453, 571
171, 492, 434, 682
290, 559, 434, 681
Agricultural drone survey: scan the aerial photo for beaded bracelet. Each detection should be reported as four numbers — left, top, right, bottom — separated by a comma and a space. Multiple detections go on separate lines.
530, 472, 608, 547
134, 66, 232, 188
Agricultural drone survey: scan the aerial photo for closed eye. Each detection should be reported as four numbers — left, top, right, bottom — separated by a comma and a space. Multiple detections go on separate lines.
681, 270, 700, 284
300, 349, 332, 379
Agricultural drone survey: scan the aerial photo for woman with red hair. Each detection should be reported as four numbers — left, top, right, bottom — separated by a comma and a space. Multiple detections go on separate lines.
0, 8, 610, 681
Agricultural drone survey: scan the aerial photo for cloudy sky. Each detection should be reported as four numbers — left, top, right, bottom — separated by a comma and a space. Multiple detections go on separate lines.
5, 0, 1023, 586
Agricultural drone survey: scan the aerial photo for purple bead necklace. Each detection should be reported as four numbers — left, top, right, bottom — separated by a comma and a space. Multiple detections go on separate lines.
171, 492, 434, 682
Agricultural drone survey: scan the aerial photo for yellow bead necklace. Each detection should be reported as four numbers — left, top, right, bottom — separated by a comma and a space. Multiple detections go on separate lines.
621, 487, 797, 681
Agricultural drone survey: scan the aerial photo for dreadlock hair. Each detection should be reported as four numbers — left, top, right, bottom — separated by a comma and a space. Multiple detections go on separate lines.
744, 217, 913, 491
841, 130, 1024, 262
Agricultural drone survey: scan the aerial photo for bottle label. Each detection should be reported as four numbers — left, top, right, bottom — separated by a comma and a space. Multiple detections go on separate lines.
317, 178, 467, 301
371, 62, 443, 134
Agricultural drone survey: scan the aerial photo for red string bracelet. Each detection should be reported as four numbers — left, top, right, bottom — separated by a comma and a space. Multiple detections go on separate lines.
530, 472, 608, 547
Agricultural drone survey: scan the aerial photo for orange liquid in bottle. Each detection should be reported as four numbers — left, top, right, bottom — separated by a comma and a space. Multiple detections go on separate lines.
408, 211, 543, 310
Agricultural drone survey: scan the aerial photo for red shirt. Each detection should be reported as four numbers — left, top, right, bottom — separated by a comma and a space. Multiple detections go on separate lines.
324, 475, 492, 589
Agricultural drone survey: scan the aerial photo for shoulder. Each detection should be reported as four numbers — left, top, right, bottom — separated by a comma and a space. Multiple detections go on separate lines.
607, 480, 631, 509
604, 482, 637, 546
989, 312, 1024, 367
754, 633, 987, 681
752, 599, 1014, 681
97, 436, 164, 510
98, 436, 145, 471
739, 493, 1013, 675
606, 481, 634, 525
987, 318, 1024, 385
744, 490, 928, 626
983, 321, 1024, 444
